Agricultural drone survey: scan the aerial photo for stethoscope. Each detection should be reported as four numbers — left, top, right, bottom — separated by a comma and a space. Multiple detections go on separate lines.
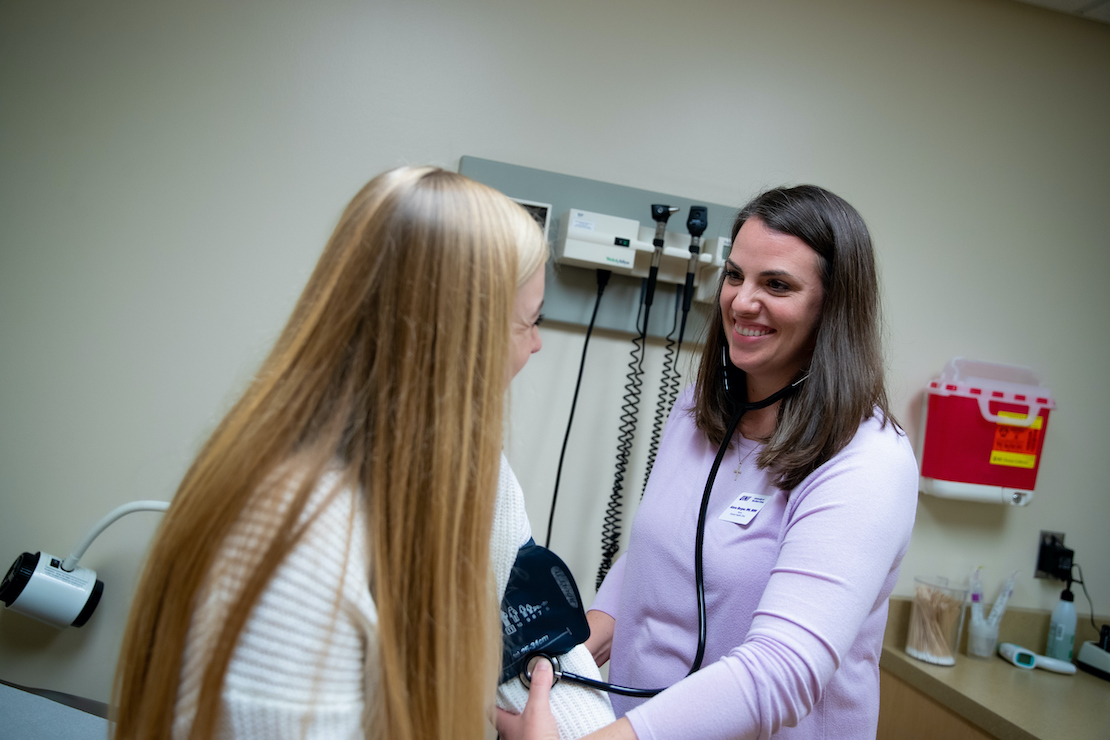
522, 353, 809, 698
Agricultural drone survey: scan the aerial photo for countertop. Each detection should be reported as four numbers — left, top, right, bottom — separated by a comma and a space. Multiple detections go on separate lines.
881, 598, 1110, 740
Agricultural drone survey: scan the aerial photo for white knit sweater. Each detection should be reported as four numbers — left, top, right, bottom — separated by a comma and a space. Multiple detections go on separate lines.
491, 459, 615, 740
172, 457, 613, 738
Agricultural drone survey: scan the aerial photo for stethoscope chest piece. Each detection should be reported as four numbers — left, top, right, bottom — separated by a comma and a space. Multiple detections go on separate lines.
519, 652, 562, 688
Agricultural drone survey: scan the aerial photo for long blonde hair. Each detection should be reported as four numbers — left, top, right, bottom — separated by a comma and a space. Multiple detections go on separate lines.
113, 166, 546, 740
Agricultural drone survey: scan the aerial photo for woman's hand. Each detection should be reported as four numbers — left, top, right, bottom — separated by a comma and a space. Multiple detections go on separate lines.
585, 610, 615, 667
495, 658, 559, 740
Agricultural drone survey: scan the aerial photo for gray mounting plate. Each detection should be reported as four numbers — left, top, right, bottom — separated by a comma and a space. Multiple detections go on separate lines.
459, 157, 738, 340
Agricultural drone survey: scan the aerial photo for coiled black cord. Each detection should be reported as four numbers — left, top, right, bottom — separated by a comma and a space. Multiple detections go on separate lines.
544, 270, 611, 548
671, 263, 699, 386
674, 284, 693, 360
596, 297, 650, 590
661, 283, 695, 417
663, 284, 688, 426
642, 286, 682, 496
665, 334, 685, 408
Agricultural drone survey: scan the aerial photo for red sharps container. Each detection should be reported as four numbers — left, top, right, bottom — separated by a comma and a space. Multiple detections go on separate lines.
918, 358, 1055, 506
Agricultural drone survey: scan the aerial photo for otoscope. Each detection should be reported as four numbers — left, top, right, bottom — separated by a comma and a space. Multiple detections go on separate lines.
646, 204, 680, 310
677, 206, 707, 349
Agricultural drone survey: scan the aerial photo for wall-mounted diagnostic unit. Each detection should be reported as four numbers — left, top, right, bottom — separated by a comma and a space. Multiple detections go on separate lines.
555, 208, 728, 303
459, 156, 739, 340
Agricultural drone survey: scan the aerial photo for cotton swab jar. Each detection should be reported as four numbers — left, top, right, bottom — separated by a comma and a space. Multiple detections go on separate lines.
906, 576, 968, 666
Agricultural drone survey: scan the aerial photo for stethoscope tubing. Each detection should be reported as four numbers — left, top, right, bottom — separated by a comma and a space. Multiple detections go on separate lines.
523, 374, 808, 699
520, 653, 666, 698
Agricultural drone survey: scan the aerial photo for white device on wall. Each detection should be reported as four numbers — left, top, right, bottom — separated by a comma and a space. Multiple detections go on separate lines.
555, 208, 724, 301
0, 551, 102, 628
1, 500, 169, 628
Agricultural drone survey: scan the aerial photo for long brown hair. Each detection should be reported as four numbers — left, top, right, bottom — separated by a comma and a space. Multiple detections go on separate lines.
113, 166, 546, 739
694, 184, 894, 491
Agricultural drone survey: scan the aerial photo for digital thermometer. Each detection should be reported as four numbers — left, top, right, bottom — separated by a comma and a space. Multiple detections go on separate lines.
998, 642, 1076, 674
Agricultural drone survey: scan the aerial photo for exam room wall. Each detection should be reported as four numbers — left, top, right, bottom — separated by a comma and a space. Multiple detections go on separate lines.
1, 0, 1107, 704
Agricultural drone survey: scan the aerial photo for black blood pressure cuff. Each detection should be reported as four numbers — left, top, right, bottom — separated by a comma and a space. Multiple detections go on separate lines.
499, 539, 591, 685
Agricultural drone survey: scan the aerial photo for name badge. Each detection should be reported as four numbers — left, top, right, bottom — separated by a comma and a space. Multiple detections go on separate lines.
719, 493, 768, 525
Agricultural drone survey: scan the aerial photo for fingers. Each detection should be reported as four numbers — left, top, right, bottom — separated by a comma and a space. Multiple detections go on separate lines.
527, 657, 554, 700
495, 656, 559, 740
495, 706, 524, 739
522, 657, 559, 740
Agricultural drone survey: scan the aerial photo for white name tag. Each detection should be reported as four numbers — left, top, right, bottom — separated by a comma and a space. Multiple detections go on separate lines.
719, 493, 768, 525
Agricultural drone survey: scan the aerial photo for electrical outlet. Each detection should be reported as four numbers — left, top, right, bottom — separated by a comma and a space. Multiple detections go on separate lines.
1035, 531, 1073, 580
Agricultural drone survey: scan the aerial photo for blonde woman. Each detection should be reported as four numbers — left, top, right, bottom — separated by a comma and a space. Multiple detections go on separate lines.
113, 167, 608, 739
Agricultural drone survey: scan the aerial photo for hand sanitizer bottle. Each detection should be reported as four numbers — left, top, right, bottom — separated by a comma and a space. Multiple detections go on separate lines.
1046, 585, 1076, 661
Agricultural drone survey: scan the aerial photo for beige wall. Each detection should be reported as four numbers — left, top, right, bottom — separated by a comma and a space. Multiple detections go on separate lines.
1, 0, 1107, 703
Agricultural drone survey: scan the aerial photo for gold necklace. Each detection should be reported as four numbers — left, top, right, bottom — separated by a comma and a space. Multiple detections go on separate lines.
734, 442, 758, 480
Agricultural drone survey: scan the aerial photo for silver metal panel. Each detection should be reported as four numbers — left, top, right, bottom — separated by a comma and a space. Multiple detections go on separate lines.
459, 157, 740, 341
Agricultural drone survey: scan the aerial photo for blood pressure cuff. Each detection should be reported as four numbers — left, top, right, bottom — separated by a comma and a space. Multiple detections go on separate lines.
499, 539, 591, 685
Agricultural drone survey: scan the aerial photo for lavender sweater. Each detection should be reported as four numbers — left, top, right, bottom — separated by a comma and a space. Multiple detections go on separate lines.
592, 388, 918, 740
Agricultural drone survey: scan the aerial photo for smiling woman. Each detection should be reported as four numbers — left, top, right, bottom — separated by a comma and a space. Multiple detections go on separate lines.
719, 216, 826, 404
694, 184, 890, 490
558, 184, 920, 740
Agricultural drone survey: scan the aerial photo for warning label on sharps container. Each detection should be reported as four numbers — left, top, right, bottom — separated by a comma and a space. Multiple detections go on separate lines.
989, 411, 1042, 469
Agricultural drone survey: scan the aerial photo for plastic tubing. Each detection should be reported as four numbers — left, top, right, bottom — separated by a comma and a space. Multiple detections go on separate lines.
62, 500, 171, 572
